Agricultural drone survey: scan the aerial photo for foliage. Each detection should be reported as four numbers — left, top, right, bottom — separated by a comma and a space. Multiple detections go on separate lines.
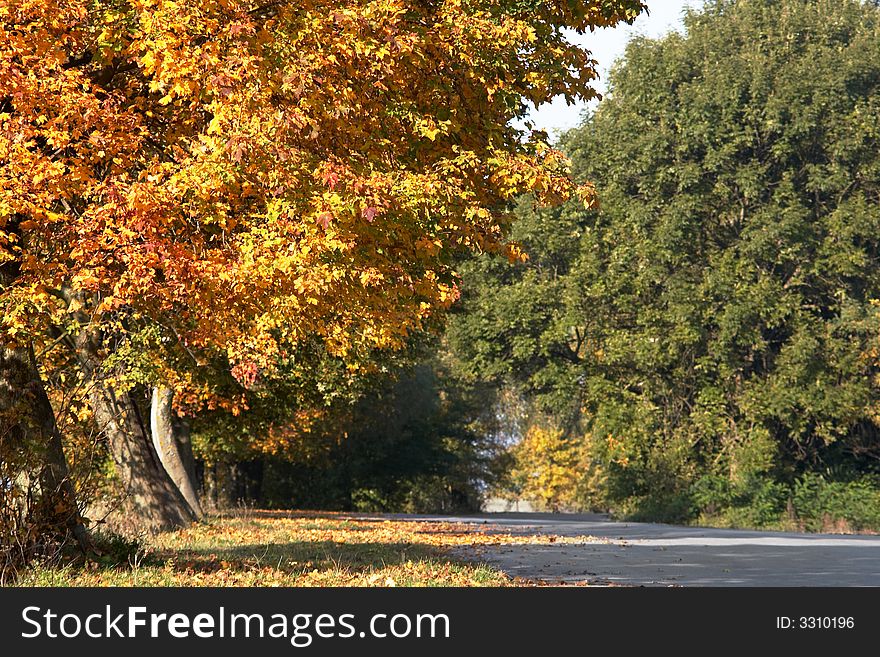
1, 0, 645, 411
210, 355, 504, 513
447, 0, 880, 527
188, 338, 411, 463
690, 472, 880, 532
790, 473, 880, 532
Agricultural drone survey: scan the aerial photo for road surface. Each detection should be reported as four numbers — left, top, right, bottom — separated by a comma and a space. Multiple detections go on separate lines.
393, 513, 880, 586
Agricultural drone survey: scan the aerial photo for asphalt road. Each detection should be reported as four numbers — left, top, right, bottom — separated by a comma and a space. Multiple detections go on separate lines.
396, 513, 880, 586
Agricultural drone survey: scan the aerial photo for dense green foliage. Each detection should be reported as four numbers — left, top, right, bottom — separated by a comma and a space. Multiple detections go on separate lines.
448, 0, 880, 526
260, 363, 499, 513
195, 353, 502, 514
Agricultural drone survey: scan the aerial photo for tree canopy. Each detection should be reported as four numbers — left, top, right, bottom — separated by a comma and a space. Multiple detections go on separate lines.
1, 0, 643, 388
449, 0, 880, 521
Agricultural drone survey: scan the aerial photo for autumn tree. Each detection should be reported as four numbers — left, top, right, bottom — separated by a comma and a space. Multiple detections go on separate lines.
1, 0, 646, 532
503, 424, 587, 512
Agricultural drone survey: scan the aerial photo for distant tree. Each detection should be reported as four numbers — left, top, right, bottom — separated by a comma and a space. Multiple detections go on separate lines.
199, 351, 504, 514
504, 424, 587, 512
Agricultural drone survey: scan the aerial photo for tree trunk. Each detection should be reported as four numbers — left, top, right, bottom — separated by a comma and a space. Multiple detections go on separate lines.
150, 386, 204, 518
210, 459, 264, 507
0, 343, 91, 552
203, 460, 242, 510
75, 328, 196, 532
0, 218, 90, 553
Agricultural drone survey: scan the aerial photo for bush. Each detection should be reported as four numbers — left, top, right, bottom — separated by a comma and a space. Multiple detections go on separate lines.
689, 471, 880, 533
0, 444, 72, 582
791, 474, 880, 533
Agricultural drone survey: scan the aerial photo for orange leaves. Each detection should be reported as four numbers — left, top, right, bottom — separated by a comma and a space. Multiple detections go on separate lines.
415, 237, 442, 257
316, 212, 333, 230
575, 181, 600, 210
230, 360, 260, 389
505, 243, 528, 265
1, 0, 644, 426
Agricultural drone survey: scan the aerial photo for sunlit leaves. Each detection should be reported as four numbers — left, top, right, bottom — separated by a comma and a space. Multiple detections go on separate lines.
0, 0, 644, 417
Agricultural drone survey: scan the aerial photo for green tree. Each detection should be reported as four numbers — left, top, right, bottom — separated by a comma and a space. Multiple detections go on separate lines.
449, 0, 880, 522
194, 346, 504, 514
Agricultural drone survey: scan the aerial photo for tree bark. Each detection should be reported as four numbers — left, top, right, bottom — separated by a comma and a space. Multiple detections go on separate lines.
201, 459, 265, 510
150, 386, 204, 518
0, 343, 91, 552
1, 215, 90, 553
204, 461, 230, 510
75, 328, 196, 532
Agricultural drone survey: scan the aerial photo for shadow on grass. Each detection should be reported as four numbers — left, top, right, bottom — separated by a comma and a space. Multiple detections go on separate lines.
145, 541, 434, 577
215, 509, 348, 521
9, 511, 515, 586
218, 509, 414, 525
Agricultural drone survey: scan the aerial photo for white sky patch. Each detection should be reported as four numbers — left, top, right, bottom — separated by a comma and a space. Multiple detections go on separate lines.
526, 0, 704, 138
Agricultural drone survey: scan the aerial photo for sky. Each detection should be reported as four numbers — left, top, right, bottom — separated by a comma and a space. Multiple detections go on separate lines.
528, 0, 704, 136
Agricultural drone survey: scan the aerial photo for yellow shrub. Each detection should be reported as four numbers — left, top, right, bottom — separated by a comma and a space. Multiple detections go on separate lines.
509, 425, 587, 512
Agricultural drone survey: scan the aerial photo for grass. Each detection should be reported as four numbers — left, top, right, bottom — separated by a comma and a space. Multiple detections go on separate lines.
11, 510, 597, 587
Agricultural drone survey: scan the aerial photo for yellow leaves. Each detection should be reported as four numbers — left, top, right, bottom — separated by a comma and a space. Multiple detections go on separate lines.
171, 79, 197, 97
575, 182, 599, 210
437, 283, 459, 304
0, 0, 642, 400
141, 50, 157, 71
96, 295, 119, 313
70, 271, 102, 289
508, 425, 588, 511
21, 513, 609, 586
414, 118, 451, 142
358, 269, 375, 287
206, 116, 223, 135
